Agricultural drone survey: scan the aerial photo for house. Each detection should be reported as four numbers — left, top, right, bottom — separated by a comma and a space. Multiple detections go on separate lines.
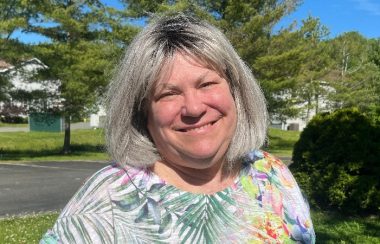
270, 82, 334, 131
0, 58, 62, 118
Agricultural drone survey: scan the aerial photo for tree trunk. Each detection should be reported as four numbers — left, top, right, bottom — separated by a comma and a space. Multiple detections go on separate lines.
62, 115, 71, 154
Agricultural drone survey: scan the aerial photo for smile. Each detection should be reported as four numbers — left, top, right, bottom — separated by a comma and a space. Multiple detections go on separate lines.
176, 120, 218, 133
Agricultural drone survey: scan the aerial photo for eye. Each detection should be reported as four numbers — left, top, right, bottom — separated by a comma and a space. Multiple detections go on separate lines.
156, 90, 178, 100
199, 81, 217, 88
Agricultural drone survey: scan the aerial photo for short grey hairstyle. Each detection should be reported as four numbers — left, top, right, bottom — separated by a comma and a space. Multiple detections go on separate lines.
105, 13, 268, 167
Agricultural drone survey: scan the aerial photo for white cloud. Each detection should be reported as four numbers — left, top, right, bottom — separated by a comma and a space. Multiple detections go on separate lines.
351, 0, 380, 16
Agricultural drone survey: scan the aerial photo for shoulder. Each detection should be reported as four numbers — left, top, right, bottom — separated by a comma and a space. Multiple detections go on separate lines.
243, 150, 316, 243
244, 150, 304, 196
60, 163, 146, 216
41, 163, 147, 244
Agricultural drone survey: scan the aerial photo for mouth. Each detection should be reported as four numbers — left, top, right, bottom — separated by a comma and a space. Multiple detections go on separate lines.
176, 120, 218, 133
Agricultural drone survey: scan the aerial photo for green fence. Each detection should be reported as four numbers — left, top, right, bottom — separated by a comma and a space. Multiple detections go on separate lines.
29, 113, 64, 132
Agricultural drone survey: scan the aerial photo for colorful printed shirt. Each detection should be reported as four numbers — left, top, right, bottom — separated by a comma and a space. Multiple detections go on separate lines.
40, 150, 315, 243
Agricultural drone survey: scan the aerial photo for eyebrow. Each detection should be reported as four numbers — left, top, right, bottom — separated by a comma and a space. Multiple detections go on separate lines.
154, 70, 211, 92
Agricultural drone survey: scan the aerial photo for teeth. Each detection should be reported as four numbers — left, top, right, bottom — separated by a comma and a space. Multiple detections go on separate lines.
186, 123, 211, 132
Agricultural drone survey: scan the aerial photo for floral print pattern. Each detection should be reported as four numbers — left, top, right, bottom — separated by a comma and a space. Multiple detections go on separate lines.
40, 150, 315, 243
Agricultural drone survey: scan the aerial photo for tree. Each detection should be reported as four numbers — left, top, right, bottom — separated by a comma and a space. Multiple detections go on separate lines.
23, 0, 139, 153
324, 32, 380, 116
125, 0, 301, 62
0, 0, 37, 104
254, 16, 333, 122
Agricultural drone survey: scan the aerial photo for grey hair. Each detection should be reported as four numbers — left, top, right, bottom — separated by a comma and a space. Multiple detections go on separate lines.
105, 14, 268, 167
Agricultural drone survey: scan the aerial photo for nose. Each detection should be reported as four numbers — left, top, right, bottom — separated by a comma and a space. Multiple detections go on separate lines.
181, 91, 206, 118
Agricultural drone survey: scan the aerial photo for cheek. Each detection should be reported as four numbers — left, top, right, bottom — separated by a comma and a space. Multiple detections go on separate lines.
148, 102, 181, 128
207, 89, 236, 113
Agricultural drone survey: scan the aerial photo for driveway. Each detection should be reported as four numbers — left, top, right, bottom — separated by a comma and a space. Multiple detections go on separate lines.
0, 161, 107, 217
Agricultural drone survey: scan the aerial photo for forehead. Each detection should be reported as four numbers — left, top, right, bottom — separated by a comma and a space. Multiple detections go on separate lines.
154, 52, 222, 85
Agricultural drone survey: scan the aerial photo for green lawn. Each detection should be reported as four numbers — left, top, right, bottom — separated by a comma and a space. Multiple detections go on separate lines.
0, 129, 109, 161
265, 128, 300, 157
0, 122, 28, 127
312, 211, 380, 243
0, 127, 296, 162
0, 212, 59, 244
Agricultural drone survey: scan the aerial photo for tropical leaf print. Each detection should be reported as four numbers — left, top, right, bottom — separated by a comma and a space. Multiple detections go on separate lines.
40, 151, 316, 244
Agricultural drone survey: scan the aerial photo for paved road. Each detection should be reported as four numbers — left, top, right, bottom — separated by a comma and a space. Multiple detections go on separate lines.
0, 161, 107, 217
0, 157, 291, 217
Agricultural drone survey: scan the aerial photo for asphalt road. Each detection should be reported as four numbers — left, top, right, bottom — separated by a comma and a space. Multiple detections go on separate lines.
0, 157, 291, 218
0, 161, 107, 217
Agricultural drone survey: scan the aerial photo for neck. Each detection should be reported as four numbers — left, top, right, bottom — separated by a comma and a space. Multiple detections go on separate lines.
150, 158, 240, 194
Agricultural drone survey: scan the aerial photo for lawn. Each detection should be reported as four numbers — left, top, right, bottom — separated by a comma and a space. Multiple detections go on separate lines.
0, 122, 28, 127
265, 128, 300, 157
0, 129, 109, 161
0, 210, 379, 243
0, 212, 59, 244
0, 127, 293, 162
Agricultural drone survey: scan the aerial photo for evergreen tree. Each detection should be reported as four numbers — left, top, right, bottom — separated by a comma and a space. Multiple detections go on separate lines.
24, 0, 139, 153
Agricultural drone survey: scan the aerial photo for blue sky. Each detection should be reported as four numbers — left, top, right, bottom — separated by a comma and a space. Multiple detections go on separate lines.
12, 0, 380, 43
276, 0, 380, 38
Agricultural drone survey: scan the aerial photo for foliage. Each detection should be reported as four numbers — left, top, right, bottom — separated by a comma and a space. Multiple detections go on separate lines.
0, 114, 27, 123
0, 212, 58, 244
327, 32, 380, 113
1, 0, 140, 153
290, 108, 380, 214
0, 129, 108, 161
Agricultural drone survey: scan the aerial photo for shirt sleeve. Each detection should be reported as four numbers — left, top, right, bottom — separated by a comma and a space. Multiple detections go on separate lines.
263, 151, 316, 243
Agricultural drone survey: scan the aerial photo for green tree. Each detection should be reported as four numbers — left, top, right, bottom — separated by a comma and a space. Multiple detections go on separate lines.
328, 32, 380, 113
25, 0, 139, 153
255, 16, 332, 122
125, 0, 301, 61
0, 0, 38, 103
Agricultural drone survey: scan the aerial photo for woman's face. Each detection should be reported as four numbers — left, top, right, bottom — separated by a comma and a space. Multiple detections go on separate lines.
147, 53, 237, 170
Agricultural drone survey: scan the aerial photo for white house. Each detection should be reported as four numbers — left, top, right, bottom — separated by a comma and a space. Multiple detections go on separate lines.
0, 58, 62, 118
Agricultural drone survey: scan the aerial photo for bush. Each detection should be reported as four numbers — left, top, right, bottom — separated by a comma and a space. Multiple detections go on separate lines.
290, 108, 380, 214
0, 115, 28, 124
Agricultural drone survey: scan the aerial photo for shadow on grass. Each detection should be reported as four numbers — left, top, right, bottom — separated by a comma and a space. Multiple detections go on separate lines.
313, 210, 380, 243
0, 144, 105, 160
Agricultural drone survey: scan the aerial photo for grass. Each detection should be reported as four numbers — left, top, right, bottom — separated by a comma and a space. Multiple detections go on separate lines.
0, 212, 59, 244
0, 129, 109, 161
312, 211, 380, 243
0, 127, 297, 162
0, 210, 379, 243
0, 122, 28, 127
265, 128, 301, 157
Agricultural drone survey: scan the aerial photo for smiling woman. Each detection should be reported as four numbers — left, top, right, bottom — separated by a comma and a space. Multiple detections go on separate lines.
41, 14, 316, 243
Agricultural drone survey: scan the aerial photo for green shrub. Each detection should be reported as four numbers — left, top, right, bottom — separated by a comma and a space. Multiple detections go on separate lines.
290, 108, 380, 214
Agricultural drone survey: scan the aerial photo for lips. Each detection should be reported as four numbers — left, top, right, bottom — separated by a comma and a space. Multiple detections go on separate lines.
175, 120, 218, 133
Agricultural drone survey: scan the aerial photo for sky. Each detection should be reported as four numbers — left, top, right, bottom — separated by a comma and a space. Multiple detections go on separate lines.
12, 0, 380, 44
275, 0, 380, 38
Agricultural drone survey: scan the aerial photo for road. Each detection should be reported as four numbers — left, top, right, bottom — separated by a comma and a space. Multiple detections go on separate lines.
0, 161, 107, 217
0, 156, 291, 217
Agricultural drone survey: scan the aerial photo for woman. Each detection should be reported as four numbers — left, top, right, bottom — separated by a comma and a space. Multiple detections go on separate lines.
41, 14, 315, 243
